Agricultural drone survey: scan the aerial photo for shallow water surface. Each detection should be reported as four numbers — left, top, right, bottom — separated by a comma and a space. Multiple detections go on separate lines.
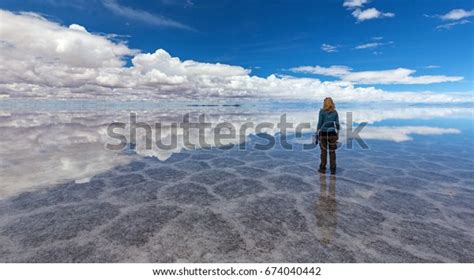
0, 101, 473, 262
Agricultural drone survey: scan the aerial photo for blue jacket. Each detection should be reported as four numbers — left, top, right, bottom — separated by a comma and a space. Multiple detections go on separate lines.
317, 109, 340, 132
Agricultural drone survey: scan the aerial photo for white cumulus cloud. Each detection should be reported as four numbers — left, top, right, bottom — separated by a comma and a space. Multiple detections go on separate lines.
321, 43, 339, 53
426, 8, 474, 30
290, 66, 463, 85
0, 10, 470, 103
343, 0, 368, 9
352, 8, 395, 22
440, 9, 474, 21
342, 0, 394, 22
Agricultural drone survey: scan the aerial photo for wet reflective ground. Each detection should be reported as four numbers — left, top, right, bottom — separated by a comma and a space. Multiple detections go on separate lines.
0, 131, 473, 262
0, 101, 473, 262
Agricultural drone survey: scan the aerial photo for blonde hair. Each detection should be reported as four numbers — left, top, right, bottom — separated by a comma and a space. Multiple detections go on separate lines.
323, 97, 335, 112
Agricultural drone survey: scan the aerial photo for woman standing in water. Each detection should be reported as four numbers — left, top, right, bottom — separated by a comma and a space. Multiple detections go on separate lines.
317, 97, 340, 175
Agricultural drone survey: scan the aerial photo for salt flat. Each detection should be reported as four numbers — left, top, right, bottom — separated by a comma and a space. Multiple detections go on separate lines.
0, 132, 472, 262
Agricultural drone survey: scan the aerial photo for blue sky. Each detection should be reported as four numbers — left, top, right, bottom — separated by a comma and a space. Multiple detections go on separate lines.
0, 0, 472, 100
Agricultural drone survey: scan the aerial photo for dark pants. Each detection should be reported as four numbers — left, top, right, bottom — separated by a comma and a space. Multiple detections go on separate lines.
319, 132, 337, 172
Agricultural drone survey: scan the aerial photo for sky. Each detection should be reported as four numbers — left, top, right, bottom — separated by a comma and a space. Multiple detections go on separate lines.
0, 0, 473, 102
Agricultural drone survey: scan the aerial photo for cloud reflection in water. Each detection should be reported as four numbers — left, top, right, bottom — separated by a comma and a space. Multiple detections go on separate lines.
0, 103, 469, 198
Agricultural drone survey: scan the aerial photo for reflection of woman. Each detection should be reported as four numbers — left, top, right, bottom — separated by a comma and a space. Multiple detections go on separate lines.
315, 175, 337, 245
317, 97, 340, 175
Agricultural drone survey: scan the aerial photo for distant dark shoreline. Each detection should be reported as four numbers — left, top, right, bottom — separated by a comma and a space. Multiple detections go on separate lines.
187, 104, 241, 107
